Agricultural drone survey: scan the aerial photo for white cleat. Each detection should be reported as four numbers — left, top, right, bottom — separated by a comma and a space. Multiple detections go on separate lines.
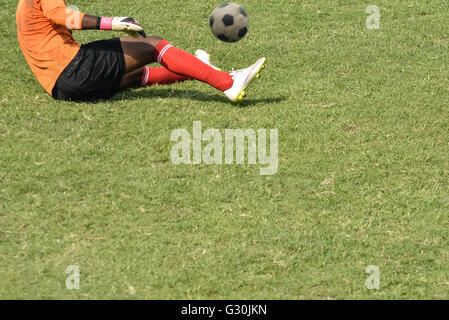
224, 57, 266, 103
195, 49, 221, 71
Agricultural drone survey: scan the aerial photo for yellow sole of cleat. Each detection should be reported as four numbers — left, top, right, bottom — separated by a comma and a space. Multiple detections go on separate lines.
235, 90, 246, 102
254, 60, 266, 79
233, 59, 266, 103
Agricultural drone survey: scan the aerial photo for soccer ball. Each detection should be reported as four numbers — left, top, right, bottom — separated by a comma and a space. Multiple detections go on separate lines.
209, 3, 249, 42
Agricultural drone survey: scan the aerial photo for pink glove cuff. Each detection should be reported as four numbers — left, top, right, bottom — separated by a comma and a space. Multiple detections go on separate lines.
100, 17, 113, 30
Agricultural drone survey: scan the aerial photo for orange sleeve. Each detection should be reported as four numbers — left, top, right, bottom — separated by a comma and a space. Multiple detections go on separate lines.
40, 0, 85, 30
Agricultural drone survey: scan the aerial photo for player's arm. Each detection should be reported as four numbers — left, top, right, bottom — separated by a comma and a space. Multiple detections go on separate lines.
40, 0, 146, 37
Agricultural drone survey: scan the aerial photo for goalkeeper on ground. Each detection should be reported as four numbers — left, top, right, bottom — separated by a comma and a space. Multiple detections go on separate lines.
16, 0, 265, 102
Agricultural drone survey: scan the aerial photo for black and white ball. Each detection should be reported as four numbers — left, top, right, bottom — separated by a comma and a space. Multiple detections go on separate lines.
209, 3, 249, 42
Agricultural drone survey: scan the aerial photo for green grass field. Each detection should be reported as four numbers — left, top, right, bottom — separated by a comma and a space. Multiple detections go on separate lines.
1, 0, 449, 299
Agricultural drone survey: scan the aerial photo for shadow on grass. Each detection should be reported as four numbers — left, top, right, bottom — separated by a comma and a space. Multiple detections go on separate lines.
111, 88, 287, 107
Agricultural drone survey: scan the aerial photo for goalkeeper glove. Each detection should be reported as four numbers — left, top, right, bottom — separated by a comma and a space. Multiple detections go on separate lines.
98, 17, 147, 38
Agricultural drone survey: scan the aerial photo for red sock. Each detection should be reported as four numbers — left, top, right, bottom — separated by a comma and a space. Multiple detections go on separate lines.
154, 40, 233, 91
141, 66, 189, 86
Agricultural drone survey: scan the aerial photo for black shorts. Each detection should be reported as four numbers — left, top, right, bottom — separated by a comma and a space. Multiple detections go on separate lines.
52, 38, 125, 102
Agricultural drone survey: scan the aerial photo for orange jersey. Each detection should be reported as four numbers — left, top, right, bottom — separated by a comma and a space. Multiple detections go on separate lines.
16, 0, 85, 95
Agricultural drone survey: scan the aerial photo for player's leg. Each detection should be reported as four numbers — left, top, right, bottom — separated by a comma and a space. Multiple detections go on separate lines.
119, 68, 143, 89
119, 37, 234, 91
119, 66, 190, 89
119, 49, 222, 89
118, 36, 266, 102
119, 36, 162, 72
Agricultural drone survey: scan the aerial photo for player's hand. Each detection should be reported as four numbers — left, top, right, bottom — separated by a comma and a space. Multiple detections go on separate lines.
112, 17, 146, 38
100, 17, 147, 38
